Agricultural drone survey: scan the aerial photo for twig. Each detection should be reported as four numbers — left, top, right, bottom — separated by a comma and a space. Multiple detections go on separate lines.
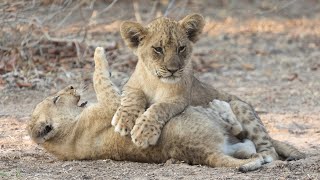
74, 41, 82, 65
177, 0, 188, 18
229, 0, 299, 16
89, 0, 96, 9
164, 0, 175, 17
133, 0, 142, 23
96, 0, 118, 16
88, 0, 118, 25
147, 0, 159, 23
0, 46, 11, 51
253, 0, 298, 15
54, 0, 88, 30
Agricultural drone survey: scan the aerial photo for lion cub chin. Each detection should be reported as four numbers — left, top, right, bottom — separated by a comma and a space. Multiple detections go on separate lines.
160, 76, 181, 84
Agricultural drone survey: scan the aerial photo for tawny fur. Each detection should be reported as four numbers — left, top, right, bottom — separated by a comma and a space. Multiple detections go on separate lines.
28, 48, 266, 172
112, 14, 306, 162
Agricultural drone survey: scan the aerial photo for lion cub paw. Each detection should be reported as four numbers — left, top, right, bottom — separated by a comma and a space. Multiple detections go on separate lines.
210, 99, 243, 136
130, 115, 161, 149
94, 47, 109, 69
258, 150, 279, 163
112, 107, 138, 136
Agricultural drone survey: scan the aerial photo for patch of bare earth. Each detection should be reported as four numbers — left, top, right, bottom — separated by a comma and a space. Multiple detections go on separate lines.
0, 113, 320, 179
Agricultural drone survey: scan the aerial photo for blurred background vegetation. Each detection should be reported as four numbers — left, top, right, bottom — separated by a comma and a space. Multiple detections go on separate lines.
0, 0, 319, 90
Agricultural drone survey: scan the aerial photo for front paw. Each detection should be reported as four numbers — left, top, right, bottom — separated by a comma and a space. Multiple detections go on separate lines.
130, 116, 162, 149
111, 107, 137, 136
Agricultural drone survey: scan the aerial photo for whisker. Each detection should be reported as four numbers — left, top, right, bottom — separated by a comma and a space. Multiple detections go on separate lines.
78, 83, 89, 95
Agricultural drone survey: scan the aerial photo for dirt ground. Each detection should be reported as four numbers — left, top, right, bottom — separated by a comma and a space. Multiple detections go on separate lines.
1, 1, 320, 179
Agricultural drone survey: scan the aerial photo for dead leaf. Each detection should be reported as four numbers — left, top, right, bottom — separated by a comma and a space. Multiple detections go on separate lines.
255, 50, 268, 56
285, 73, 298, 81
242, 63, 255, 71
0, 60, 5, 74
16, 82, 33, 88
0, 76, 5, 86
210, 63, 223, 69
6, 55, 17, 72
311, 63, 319, 71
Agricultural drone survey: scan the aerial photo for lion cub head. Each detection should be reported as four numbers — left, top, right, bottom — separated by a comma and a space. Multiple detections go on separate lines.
120, 14, 204, 83
28, 86, 87, 144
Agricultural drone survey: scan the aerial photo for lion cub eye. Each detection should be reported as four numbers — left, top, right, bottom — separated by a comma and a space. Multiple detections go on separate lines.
152, 46, 163, 54
178, 46, 186, 53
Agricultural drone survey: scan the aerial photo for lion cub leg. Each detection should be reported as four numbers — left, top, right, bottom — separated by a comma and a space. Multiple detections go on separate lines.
93, 47, 120, 111
112, 87, 147, 136
206, 152, 263, 172
131, 100, 188, 148
229, 100, 278, 163
209, 100, 243, 136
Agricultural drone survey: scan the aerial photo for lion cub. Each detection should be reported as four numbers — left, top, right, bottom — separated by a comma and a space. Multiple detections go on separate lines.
112, 14, 207, 148
112, 14, 306, 163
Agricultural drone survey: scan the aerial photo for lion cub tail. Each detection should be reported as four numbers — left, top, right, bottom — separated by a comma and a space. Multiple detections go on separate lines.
271, 139, 306, 161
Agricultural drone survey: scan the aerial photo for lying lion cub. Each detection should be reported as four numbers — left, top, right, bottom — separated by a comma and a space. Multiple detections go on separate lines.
28, 47, 268, 172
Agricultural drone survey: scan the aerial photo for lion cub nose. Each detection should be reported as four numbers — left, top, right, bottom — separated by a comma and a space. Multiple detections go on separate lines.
167, 67, 179, 74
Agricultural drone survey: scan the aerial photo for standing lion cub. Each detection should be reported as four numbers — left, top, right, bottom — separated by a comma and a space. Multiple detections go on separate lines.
111, 14, 306, 163
28, 47, 269, 172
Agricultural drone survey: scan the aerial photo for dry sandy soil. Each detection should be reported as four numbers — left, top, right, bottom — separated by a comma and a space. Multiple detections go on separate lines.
1, 1, 320, 179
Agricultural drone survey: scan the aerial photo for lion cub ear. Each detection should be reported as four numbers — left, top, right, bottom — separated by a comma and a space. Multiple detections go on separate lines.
28, 114, 56, 144
180, 14, 205, 43
120, 21, 147, 50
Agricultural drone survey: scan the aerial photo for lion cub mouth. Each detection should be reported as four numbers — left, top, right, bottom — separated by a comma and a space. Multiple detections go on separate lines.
160, 76, 181, 84
155, 69, 182, 84
78, 101, 88, 108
